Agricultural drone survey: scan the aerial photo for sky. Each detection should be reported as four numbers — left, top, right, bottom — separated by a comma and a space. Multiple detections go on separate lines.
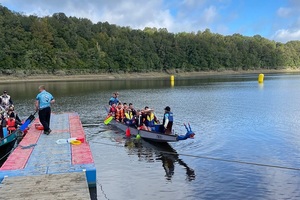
1, 0, 300, 43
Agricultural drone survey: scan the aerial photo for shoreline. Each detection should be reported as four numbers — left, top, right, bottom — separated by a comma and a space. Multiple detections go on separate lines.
0, 69, 299, 83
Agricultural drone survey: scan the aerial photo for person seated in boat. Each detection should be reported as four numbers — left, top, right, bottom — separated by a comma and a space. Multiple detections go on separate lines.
6, 113, 17, 134
6, 105, 22, 125
133, 110, 144, 130
108, 92, 120, 106
115, 102, 125, 122
0, 90, 14, 111
129, 103, 137, 116
143, 106, 160, 132
124, 103, 135, 126
108, 103, 117, 118
123, 103, 129, 112
163, 106, 173, 134
139, 107, 150, 131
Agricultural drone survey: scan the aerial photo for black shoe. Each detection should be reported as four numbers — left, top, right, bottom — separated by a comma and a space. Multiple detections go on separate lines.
44, 131, 50, 135
49, 129, 52, 133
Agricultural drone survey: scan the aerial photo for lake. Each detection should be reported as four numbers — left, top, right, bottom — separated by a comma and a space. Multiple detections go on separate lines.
4, 73, 300, 200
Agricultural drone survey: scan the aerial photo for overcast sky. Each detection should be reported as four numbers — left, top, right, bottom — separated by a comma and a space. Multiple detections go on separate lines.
1, 0, 300, 43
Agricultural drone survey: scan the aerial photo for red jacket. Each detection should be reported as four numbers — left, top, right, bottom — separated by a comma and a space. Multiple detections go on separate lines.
6, 118, 16, 131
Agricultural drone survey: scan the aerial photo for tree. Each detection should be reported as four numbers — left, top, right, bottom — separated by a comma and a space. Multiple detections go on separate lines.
0, 5, 299, 75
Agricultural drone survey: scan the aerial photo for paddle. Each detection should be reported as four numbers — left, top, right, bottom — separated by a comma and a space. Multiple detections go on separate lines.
103, 105, 114, 125
104, 115, 113, 125
20, 111, 37, 131
136, 127, 141, 139
104, 105, 109, 113
135, 115, 142, 139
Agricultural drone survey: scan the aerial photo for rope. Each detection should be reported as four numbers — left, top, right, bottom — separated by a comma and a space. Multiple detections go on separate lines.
171, 152, 300, 171
91, 140, 300, 171
97, 180, 110, 200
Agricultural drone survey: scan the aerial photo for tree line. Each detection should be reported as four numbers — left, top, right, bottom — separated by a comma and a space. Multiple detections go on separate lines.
0, 5, 300, 76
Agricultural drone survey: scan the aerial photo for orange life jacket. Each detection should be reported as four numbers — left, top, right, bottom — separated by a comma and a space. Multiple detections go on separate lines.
115, 108, 124, 121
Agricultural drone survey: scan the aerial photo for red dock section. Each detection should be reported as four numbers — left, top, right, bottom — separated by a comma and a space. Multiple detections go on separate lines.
69, 114, 94, 164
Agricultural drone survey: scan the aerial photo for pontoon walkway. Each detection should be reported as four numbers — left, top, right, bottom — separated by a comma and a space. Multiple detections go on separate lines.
0, 112, 96, 199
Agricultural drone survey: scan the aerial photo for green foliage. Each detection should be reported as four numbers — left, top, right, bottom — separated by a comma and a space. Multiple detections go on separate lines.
0, 5, 300, 75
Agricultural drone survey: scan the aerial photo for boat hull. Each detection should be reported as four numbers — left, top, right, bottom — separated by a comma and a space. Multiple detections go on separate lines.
109, 120, 178, 142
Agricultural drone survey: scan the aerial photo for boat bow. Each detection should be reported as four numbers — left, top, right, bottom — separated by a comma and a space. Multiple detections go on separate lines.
176, 123, 195, 141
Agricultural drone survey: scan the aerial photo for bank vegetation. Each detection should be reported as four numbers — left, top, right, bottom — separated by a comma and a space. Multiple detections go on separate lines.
0, 5, 300, 78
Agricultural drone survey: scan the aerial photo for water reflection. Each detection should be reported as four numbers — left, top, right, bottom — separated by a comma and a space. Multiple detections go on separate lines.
125, 138, 195, 181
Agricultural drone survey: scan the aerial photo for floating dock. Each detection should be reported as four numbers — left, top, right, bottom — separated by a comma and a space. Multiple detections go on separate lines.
0, 112, 96, 199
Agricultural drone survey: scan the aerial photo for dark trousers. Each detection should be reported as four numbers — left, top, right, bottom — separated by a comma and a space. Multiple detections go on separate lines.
165, 122, 173, 134
39, 107, 51, 132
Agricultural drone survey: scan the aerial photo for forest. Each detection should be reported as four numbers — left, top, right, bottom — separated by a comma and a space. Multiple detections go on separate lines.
0, 5, 300, 76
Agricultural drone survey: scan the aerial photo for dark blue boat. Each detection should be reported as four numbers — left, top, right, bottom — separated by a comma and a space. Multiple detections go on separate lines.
0, 111, 36, 165
0, 130, 23, 165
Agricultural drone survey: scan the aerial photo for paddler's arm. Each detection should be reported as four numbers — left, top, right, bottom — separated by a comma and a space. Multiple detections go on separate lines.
35, 100, 39, 111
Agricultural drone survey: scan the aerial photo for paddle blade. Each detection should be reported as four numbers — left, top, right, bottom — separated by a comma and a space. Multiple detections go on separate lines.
136, 134, 141, 140
20, 111, 37, 131
104, 116, 113, 125
20, 119, 31, 131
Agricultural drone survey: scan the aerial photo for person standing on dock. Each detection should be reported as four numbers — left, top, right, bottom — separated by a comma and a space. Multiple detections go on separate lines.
35, 85, 55, 135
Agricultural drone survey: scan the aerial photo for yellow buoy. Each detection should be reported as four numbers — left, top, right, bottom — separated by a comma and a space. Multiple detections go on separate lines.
170, 75, 174, 81
170, 75, 175, 87
170, 80, 174, 87
258, 73, 264, 83
70, 140, 82, 145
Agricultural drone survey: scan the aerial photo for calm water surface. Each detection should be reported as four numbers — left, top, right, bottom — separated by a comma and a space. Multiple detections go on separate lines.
4, 73, 300, 200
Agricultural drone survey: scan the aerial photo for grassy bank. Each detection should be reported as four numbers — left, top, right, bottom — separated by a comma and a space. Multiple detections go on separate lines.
0, 69, 299, 83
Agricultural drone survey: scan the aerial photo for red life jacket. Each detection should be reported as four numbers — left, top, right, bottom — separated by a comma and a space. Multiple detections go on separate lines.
6, 118, 16, 131
109, 106, 117, 116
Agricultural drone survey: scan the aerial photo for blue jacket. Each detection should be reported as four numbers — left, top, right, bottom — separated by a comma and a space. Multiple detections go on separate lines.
163, 112, 173, 127
109, 97, 119, 106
